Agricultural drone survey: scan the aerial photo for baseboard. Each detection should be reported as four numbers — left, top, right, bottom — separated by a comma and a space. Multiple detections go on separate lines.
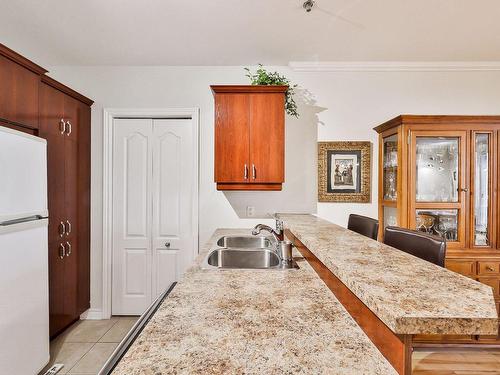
80, 308, 104, 320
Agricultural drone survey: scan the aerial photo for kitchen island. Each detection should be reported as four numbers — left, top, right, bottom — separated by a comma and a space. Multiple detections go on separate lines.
111, 228, 397, 375
111, 215, 497, 375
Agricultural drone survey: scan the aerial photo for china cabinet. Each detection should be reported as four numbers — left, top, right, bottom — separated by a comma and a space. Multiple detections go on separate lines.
374, 115, 500, 345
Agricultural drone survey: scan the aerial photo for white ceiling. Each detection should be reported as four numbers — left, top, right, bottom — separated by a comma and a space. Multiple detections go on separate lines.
1, 0, 500, 66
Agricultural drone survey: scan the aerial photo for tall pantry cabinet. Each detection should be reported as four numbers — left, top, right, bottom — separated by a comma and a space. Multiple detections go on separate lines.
0, 43, 93, 338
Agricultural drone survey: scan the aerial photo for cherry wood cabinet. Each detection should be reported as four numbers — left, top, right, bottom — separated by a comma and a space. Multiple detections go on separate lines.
0, 45, 46, 130
0, 43, 92, 338
39, 78, 92, 337
211, 85, 286, 191
374, 115, 500, 345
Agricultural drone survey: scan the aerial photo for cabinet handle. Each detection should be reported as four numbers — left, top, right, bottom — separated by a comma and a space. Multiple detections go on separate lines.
165, 242, 171, 248
66, 220, 71, 236
65, 121, 72, 136
460, 188, 469, 192
252, 164, 256, 180
59, 119, 66, 134
59, 243, 65, 259
65, 241, 72, 256
244, 164, 248, 180
486, 266, 495, 272
59, 221, 66, 237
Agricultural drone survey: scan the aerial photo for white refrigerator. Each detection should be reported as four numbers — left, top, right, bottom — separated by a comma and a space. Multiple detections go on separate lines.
0, 127, 50, 374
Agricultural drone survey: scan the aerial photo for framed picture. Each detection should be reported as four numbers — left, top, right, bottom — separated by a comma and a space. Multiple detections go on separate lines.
318, 141, 371, 203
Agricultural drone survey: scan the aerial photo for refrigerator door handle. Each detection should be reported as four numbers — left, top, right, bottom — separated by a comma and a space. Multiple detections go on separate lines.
0, 215, 44, 226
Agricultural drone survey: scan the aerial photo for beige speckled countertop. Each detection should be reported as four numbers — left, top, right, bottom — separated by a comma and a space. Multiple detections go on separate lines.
279, 214, 498, 336
112, 228, 397, 375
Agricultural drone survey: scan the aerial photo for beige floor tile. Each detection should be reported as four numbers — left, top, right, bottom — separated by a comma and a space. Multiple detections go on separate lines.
68, 343, 118, 374
99, 317, 138, 343
59, 319, 118, 343
39, 342, 93, 374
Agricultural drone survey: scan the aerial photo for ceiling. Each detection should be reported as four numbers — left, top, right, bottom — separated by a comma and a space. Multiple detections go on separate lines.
1, 0, 500, 66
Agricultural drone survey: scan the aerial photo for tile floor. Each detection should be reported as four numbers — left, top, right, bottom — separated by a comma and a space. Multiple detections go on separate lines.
39, 316, 138, 375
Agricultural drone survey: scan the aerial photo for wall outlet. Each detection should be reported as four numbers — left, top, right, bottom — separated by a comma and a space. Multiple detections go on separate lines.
246, 206, 255, 217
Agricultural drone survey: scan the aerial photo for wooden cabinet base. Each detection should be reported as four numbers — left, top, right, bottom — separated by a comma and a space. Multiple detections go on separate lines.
216, 183, 282, 191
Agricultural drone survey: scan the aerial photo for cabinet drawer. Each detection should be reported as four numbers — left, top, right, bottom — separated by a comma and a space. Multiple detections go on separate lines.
478, 261, 500, 275
476, 277, 500, 297
446, 260, 476, 277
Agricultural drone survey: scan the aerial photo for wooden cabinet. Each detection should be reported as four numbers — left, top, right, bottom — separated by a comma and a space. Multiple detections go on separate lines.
0, 45, 46, 130
374, 115, 500, 345
39, 78, 92, 337
0, 43, 92, 337
211, 85, 286, 190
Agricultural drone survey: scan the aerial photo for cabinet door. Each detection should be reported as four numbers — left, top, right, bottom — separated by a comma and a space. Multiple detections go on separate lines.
76, 103, 91, 313
0, 55, 39, 128
249, 93, 284, 183
409, 130, 468, 249
214, 93, 249, 183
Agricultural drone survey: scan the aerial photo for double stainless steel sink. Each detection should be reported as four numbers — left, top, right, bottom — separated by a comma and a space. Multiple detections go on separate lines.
202, 235, 298, 270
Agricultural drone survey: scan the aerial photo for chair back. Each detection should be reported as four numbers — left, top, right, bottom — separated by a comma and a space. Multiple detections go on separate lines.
347, 214, 379, 240
384, 226, 446, 267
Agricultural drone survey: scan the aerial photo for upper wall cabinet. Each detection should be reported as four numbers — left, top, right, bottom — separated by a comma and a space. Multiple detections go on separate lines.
0, 45, 47, 130
211, 85, 287, 191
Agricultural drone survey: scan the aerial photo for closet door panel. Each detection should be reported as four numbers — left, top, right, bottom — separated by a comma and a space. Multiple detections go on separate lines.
152, 119, 194, 297
112, 119, 153, 315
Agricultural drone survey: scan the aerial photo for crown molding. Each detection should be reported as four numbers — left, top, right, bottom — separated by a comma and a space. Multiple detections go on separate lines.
288, 61, 500, 72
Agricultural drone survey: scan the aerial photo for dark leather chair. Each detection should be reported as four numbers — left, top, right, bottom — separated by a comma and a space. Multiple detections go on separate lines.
347, 214, 379, 240
384, 226, 446, 267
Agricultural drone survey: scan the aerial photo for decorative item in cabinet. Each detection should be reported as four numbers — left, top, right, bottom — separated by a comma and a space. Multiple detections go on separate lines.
375, 115, 500, 346
211, 85, 287, 191
382, 134, 398, 201
318, 141, 371, 203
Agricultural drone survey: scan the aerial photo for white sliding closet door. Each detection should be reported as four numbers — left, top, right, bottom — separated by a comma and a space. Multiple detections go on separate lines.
112, 118, 194, 315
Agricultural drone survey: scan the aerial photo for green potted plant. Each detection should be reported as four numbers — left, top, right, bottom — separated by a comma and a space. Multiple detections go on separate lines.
244, 64, 299, 118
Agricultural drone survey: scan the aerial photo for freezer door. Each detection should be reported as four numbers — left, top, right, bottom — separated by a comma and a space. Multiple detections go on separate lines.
0, 127, 48, 221
0, 218, 49, 374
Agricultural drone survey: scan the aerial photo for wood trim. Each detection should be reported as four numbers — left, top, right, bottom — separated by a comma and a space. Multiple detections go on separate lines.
0, 43, 47, 74
374, 115, 500, 134
216, 182, 282, 191
210, 85, 288, 95
286, 229, 412, 375
41, 75, 94, 106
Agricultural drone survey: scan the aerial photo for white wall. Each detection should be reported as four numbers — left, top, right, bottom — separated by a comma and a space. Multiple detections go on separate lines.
48, 65, 500, 313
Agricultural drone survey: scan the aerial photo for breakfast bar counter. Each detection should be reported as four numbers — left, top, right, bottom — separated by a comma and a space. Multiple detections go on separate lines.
278, 214, 498, 336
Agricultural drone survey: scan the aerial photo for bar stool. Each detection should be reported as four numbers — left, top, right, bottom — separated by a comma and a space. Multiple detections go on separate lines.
384, 226, 446, 267
347, 214, 379, 240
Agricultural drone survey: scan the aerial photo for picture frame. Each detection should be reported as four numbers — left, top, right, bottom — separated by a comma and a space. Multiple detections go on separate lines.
318, 141, 371, 203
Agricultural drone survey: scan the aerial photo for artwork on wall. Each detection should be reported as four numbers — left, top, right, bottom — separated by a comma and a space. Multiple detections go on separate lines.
318, 141, 371, 203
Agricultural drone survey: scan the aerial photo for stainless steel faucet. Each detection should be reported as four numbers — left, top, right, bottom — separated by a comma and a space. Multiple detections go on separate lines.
252, 224, 281, 244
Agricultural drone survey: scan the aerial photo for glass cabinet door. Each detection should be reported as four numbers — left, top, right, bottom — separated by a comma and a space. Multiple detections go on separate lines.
410, 131, 467, 248
473, 133, 491, 247
382, 134, 398, 201
415, 137, 459, 203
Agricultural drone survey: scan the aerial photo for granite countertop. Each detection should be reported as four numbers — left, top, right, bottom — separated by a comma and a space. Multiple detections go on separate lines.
279, 214, 498, 336
112, 229, 397, 375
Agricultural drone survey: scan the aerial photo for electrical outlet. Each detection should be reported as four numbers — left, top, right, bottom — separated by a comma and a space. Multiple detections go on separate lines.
246, 206, 255, 217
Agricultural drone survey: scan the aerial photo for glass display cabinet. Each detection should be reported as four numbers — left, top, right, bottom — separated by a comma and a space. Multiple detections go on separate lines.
375, 115, 500, 344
